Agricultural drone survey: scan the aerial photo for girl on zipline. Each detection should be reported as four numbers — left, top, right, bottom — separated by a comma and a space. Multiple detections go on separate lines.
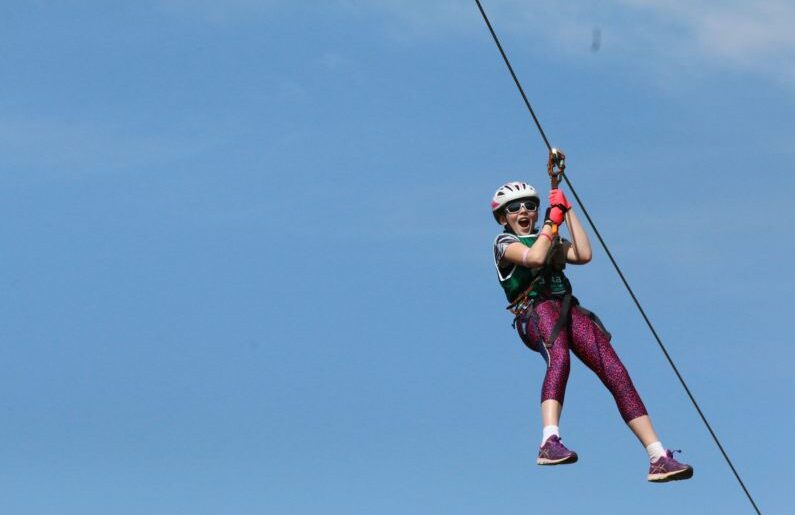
491, 180, 693, 482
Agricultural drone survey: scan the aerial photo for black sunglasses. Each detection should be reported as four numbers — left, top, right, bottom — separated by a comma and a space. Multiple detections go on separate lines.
505, 199, 538, 213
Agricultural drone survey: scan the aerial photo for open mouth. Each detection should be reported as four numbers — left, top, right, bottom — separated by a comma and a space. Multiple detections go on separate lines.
517, 217, 531, 229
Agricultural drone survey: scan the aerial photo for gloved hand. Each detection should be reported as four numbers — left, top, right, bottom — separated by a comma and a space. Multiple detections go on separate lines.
545, 189, 570, 226
544, 206, 566, 226
549, 189, 571, 211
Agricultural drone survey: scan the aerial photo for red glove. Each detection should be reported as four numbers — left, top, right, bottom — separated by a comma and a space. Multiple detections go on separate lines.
544, 206, 566, 226
549, 189, 571, 211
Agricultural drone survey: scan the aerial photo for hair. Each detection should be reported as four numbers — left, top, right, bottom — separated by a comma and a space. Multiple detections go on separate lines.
499, 211, 526, 235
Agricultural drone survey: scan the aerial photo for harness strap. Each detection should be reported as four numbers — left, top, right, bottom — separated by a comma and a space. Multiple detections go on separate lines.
543, 292, 573, 349
513, 294, 575, 351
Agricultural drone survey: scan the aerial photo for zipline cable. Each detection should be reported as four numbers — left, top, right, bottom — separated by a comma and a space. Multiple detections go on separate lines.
474, 0, 552, 152
474, 1, 762, 513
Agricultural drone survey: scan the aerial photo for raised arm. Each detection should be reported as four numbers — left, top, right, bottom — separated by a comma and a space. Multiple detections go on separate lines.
548, 188, 591, 264
563, 209, 592, 264
500, 222, 557, 268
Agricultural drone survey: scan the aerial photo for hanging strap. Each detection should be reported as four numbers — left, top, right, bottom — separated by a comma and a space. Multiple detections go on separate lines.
543, 292, 572, 349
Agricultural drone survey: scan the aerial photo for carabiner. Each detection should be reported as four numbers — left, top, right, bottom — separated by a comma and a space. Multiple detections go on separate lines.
547, 148, 566, 189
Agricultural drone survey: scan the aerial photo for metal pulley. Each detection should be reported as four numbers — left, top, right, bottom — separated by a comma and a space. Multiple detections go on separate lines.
547, 148, 566, 189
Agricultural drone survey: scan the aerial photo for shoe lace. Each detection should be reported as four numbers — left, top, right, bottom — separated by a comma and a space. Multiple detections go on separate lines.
666, 449, 686, 464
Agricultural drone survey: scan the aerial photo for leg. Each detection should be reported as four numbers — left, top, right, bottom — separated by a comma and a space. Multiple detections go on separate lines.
523, 300, 571, 410
566, 306, 693, 479
566, 306, 648, 424
541, 399, 562, 427
627, 414, 660, 447
519, 300, 577, 465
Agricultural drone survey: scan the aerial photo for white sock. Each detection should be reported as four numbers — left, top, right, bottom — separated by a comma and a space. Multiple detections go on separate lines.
646, 441, 666, 462
542, 425, 560, 445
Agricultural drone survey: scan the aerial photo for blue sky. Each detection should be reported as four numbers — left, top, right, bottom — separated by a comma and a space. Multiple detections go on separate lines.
1, 1, 793, 513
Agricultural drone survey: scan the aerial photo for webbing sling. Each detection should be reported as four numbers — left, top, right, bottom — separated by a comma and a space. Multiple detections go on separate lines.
543, 291, 572, 349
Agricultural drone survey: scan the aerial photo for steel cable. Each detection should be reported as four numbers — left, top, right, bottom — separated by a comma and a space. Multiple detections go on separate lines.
474, 1, 762, 513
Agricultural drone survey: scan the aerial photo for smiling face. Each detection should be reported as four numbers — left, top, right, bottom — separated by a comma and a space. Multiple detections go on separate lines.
498, 198, 539, 235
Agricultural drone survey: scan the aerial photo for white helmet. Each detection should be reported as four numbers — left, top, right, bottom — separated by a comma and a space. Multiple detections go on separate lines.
491, 181, 540, 223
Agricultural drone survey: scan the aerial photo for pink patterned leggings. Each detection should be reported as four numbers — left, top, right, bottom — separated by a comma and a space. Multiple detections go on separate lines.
516, 298, 648, 423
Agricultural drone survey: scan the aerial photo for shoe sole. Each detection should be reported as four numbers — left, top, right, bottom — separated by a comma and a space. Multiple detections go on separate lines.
648, 466, 694, 482
537, 454, 578, 465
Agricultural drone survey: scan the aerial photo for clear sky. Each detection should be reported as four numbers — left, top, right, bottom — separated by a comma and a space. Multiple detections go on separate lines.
1, 1, 793, 514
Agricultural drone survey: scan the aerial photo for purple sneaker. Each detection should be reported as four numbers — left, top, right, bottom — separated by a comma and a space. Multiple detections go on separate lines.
648, 450, 694, 482
537, 435, 578, 465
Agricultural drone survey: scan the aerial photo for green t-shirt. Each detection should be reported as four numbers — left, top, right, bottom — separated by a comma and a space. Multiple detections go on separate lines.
493, 231, 571, 302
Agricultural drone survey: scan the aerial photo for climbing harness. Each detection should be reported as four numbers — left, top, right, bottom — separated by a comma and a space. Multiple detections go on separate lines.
508, 259, 572, 353
475, 1, 762, 513
515, 297, 612, 365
